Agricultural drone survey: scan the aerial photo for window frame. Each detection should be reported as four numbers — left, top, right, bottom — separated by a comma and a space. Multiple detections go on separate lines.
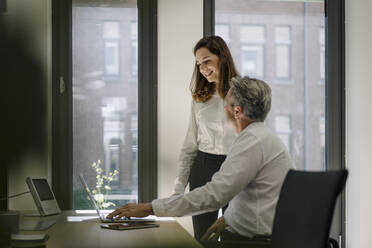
52, 0, 158, 209
325, 0, 345, 244
208, 0, 345, 245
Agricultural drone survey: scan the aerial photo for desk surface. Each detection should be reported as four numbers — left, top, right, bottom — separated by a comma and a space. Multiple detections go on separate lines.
17, 211, 202, 248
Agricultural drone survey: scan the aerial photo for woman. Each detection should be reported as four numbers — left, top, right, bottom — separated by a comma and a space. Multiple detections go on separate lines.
173, 35, 239, 240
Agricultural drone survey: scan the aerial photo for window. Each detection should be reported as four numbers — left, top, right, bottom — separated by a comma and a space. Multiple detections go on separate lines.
240, 25, 265, 78
71, 5, 138, 209
215, 0, 325, 172
215, 24, 230, 45
319, 27, 325, 83
275, 115, 292, 152
104, 40, 120, 75
130, 22, 138, 81
52, 0, 157, 210
275, 26, 292, 82
214, 0, 344, 241
319, 116, 325, 170
104, 21, 120, 76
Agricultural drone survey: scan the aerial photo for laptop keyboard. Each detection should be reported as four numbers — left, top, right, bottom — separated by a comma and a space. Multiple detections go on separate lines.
102, 215, 131, 222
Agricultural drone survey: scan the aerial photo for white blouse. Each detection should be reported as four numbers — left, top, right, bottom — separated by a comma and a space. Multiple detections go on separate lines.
173, 92, 237, 194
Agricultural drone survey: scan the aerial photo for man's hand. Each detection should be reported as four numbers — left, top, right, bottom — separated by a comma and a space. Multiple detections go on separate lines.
201, 216, 226, 242
106, 203, 154, 219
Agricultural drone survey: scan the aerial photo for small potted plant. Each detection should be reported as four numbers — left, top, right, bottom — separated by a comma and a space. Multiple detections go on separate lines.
91, 160, 118, 209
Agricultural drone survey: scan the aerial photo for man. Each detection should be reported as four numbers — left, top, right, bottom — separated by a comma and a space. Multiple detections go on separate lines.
108, 76, 294, 240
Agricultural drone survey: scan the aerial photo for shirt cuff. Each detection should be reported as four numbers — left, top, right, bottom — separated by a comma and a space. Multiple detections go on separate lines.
151, 198, 167, 217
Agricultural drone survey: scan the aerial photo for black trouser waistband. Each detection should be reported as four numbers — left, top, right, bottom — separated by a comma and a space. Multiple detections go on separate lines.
196, 150, 227, 161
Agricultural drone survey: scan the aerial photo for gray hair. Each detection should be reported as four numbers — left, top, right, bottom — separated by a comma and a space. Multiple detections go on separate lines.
228, 76, 272, 122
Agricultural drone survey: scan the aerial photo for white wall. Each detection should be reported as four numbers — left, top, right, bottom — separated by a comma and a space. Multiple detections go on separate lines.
157, 0, 203, 235
5, 0, 52, 210
345, 0, 372, 247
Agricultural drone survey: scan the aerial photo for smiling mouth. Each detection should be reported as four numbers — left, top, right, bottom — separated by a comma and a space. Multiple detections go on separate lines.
205, 71, 213, 78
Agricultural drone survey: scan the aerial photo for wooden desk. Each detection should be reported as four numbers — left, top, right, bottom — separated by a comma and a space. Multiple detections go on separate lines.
16, 211, 202, 248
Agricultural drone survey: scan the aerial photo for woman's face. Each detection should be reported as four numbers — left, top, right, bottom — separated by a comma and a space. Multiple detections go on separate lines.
195, 47, 220, 84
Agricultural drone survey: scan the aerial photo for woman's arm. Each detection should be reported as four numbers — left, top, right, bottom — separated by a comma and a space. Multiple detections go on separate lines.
173, 101, 198, 194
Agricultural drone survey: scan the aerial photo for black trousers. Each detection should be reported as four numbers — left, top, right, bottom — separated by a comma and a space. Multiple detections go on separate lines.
220, 230, 253, 241
189, 150, 227, 240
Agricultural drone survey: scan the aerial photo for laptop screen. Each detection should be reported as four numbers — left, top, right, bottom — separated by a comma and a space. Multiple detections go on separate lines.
78, 173, 103, 217
78, 173, 137, 222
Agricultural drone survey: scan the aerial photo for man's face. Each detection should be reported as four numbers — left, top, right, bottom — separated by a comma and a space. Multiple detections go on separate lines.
224, 90, 238, 133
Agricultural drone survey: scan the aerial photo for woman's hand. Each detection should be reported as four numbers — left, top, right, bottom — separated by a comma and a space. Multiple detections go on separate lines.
106, 203, 154, 219
201, 216, 226, 242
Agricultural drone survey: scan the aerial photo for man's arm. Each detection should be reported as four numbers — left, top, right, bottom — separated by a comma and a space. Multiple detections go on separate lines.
108, 132, 262, 219
201, 216, 226, 242
152, 133, 262, 217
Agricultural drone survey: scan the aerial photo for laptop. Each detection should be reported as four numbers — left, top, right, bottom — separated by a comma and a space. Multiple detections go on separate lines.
79, 173, 155, 223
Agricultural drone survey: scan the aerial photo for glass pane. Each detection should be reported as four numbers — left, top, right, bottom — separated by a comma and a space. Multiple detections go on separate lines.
275, 26, 291, 42
72, 1, 138, 210
216, 24, 230, 43
275, 115, 292, 152
103, 21, 120, 39
275, 115, 291, 133
216, 0, 325, 171
240, 25, 265, 43
104, 41, 119, 75
275, 45, 290, 78
241, 45, 264, 78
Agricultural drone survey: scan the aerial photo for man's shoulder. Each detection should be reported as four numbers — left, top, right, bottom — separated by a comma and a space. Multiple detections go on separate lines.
240, 122, 271, 138
236, 122, 283, 149
232, 124, 264, 149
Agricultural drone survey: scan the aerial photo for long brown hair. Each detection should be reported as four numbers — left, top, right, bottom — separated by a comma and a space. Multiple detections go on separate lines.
190, 35, 239, 102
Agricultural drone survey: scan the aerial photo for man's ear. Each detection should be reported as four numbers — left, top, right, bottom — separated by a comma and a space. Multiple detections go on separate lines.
234, 106, 242, 118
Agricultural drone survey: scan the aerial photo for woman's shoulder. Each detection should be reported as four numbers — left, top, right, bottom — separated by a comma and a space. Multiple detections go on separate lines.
193, 93, 222, 105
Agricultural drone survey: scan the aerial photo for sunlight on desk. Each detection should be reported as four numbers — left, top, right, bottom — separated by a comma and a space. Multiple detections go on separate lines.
67, 216, 98, 222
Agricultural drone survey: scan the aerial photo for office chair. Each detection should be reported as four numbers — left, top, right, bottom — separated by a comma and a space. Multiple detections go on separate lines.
202, 169, 348, 248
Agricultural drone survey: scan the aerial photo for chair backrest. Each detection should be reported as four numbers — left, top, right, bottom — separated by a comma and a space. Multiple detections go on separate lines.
270, 169, 348, 248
